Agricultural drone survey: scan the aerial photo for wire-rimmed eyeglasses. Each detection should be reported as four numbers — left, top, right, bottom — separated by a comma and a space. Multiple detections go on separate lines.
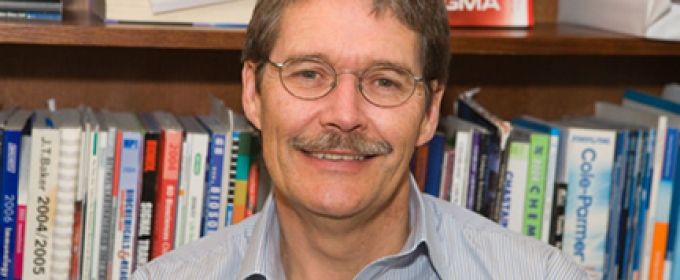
266, 57, 424, 107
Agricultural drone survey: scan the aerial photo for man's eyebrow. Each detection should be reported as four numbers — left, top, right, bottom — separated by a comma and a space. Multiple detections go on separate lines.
279, 54, 416, 73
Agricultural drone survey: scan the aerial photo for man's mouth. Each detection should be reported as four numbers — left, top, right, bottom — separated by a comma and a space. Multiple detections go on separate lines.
304, 151, 371, 161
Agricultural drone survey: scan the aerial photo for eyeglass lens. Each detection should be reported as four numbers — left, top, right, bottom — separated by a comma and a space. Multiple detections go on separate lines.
278, 58, 416, 107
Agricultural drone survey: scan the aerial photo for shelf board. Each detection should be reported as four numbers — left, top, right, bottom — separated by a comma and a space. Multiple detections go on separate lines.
0, 9, 679, 55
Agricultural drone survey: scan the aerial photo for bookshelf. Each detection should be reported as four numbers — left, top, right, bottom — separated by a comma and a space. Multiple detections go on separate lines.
0, 0, 678, 121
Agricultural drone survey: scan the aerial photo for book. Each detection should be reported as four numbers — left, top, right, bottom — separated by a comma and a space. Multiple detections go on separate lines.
134, 112, 160, 267
499, 127, 531, 233
594, 101, 668, 280
438, 116, 482, 208
445, 0, 534, 27
456, 89, 513, 221
212, 104, 253, 225
148, 0, 227, 14
51, 109, 83, 280
511, 116, 560, 244
423, 132, 446, 197
0, 110, 31, 280
0, 10, 61, 20
175, 115, 209, 246
14, 128, 32, 280
22, 110, 61, 280
76, 108, 100, 280
93, 111, 117, 280
174, 125, 191, 248
110, 112, 144, 279
563, 115, 644, 279
411, 144, 429, 193
196, 115, 228, 236
151, 111, 182, 257
91, 0, 256, 26
0, 0, 61, 12
553, 121, 617, 280
621, 89, 680, 280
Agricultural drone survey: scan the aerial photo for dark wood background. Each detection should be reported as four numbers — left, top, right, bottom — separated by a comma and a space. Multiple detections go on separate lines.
1, 0, 678, 119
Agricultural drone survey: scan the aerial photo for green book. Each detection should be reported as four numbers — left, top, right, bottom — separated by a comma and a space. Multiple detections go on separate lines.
522, 132, 550, 239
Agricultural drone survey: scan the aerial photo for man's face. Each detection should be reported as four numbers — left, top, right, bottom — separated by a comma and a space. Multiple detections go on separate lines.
242, 0, 442, 219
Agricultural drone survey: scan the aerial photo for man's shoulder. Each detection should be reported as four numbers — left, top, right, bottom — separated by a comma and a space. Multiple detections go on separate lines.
421, 195, 589, 279
132, 215, 259, 280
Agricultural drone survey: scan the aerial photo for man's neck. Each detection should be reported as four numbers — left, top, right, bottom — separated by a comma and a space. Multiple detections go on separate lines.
274, 183, 412, 280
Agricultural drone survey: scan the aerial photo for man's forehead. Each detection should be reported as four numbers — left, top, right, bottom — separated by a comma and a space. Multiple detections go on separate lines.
274, 0, 417, 64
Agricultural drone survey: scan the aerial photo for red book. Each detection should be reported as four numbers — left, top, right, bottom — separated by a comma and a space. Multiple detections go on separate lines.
245, 161, 259, 218
151, 112, 183, 258
446, 0, 534, 27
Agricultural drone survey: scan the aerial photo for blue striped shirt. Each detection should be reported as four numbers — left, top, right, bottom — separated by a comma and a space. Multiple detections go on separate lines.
133, 177, 589, 279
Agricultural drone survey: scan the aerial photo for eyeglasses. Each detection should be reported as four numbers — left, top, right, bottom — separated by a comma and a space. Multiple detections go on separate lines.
266, 57, 424, 107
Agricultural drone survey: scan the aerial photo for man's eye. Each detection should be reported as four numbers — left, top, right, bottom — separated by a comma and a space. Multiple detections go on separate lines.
376, 79, 396, 88
299, 70, 319, 79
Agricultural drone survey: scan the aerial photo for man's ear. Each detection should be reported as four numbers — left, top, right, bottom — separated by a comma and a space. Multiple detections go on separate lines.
242, 61, 262, 130
415, 82, 444, 147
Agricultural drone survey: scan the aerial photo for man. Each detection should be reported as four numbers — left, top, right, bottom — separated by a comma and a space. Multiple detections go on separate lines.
133, 0, 588, 279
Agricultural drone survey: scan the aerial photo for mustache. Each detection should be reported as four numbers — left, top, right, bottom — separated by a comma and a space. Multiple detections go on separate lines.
289, 131, 393, 155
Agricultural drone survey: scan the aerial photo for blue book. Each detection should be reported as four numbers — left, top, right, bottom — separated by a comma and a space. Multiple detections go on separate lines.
593, 101, 669, 280
554, 122, 617, 280
423, 132, 445, 197
197, 115, 228, 236
110, 113, 144, 280
0, 110, 31, 280
622, 89, 680, 279
562, 116, 635, 280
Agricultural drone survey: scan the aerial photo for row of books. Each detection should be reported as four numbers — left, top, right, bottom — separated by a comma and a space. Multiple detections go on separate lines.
0, 97, 266, 279
411, 84, 680, 280
0, 0, 62, 20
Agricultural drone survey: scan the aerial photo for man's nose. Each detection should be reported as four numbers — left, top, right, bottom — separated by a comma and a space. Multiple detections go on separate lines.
317, 73, 368, 133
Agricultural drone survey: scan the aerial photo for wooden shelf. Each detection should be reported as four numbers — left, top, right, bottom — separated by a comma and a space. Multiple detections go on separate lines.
0, 9, 678, 55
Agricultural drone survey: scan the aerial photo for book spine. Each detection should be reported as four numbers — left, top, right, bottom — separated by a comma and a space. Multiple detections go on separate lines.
646, 128, 678, 280
423, 133, 445, 197
111, 132, 142, 280
637, 121, 668, 280
627, 129, 655, 280
174, 140, 191, 248
246, 161, 259, 218
22, 125, 60, 280
451, 130, 470, 207
14, 135, 31, 280
439, 149, 454, 202
491, 146, 511, 223
540, 130, 560, 244
0, 131, 21, 279
136, 132, 158, 267
232, 131, 252, 225
501, 140, 529, 233
548, 183, 567, 249
603, 130, 630, 280
561, 129, 616, 280
225, 134, 238, 226
184, 134, 207, 244
522, 133, 549, 239
202, 134, 226, 236
96, 128, 116, 280
79, 129, 99, 280
466, 131, 481, 211
151, 130, 181, 258
617, 130, 642, 280
474, 134, 488, 216
52, 127, 81, 279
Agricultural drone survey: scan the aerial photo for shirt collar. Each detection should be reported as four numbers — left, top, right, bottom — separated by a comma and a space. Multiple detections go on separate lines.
238, 174, 450, 280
